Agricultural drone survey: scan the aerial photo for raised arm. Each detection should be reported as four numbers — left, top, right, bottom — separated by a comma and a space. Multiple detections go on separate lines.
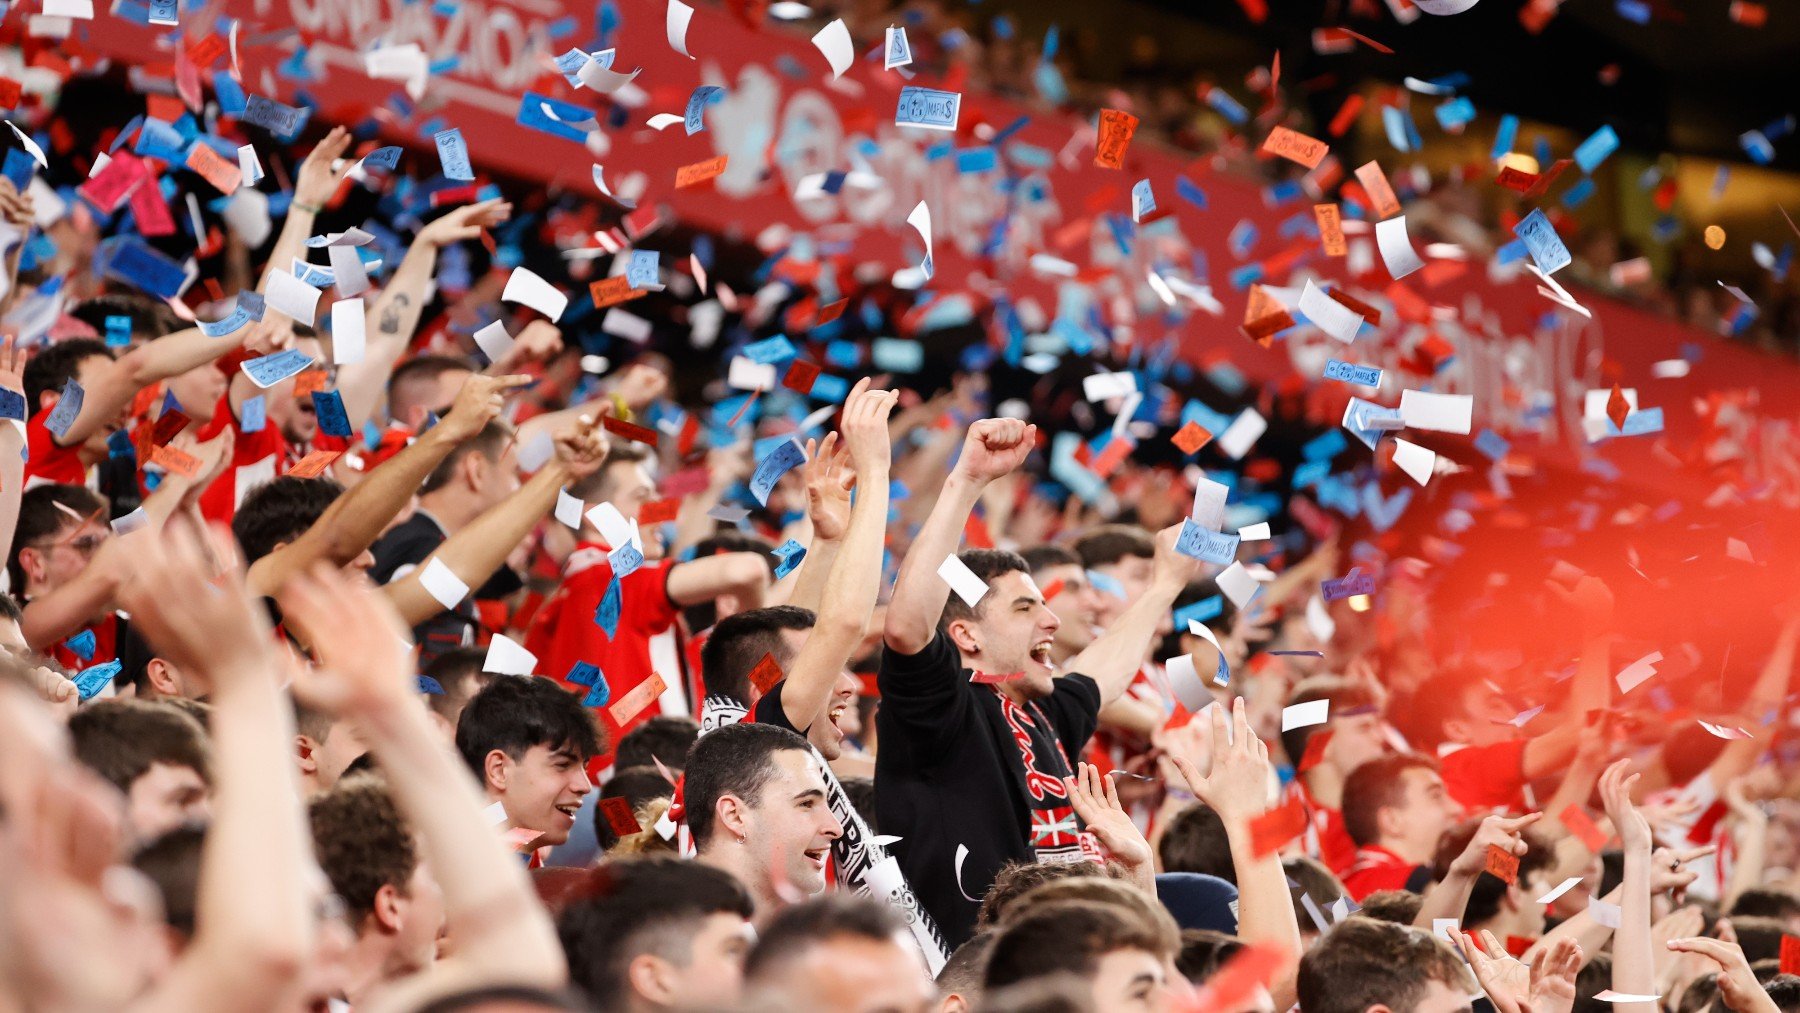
0, 179, 34, 319
383, 414, 610, 626
1414, 812, 1540, 930
0, 337, 25, 563
883, 418, 1036, 655
784, 434, 852, 613
665, 550, 772, 608
776, 381, 896, 738
1524, 576, 1616, 780
1706, 614, 1799, 786
337, 199, 514, 429
124, 521, 312, 1013
280, 564, 567, 1000
1170, 697, 1303, 1011
1601, 759, 1657, 1013
1062, 522, 1198, 704
260, 126, 353, 295
247, 372, 528, 596
513, 361, 668, 452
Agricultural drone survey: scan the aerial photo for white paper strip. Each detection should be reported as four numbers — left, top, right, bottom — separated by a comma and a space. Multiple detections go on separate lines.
1282, 698, 1330, 731
265, 269, 321, 326
666, 0, 696, 58
1376, 215, 1424, 280
420, 558, 470, 610
1399, 390, 1473, 434
811, 19, 854, 80
1300, 280, 1365, 343
1392, 438, 1436, 485
502, 267, 568, 320
331, 298, 366, 365
473, 320, 514, 365
938, 554, 990, 608
482, 633, 538, 675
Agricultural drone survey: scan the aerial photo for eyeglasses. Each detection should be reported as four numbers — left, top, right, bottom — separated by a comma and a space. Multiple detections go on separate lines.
29, 531, 109, 557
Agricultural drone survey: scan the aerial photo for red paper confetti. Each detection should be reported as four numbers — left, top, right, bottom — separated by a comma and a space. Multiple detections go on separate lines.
1248, 794, 1308, 857
1485, 844, 1521, 885
600, 796, 641, 837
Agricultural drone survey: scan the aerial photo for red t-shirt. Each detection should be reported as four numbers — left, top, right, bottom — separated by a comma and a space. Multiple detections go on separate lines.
525, 543, 680, 764
25, 411, 89, 487
197, 393, 288, 524
47, 612, 123, 673
1291, 780, 1359, 876
1342, 844, 1434, 901
1437, 738, 1530, 812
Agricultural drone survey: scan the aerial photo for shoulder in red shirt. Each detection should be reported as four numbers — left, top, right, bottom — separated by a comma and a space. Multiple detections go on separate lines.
1437, 738, 1529, 813
1341, 844, 1435, 902
25, 412, 89, 487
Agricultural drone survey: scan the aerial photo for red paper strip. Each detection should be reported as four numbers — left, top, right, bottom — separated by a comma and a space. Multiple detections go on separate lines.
1095, 109, 1139, 170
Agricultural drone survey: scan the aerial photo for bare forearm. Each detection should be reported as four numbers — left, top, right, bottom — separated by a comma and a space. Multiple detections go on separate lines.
359, 698, 564, 982
250, 428, 457, 595
896, 429, 958, 529
786, 535, 841, 614
1614, 852, 1656, 1009
1230, 835, 1302, 1011
1723, 817, 1768, 908
884, 472, 983, 652
21, 569, 122, 650
385, 465, 563, 626
186, 663, 312, 994
1414, 870, 1478, 930
0, 452, 21, 567
784, 466, 889, 731
1097, 695, 1163, 740
260, 205, 317, 292
1065, 580, 1181, 703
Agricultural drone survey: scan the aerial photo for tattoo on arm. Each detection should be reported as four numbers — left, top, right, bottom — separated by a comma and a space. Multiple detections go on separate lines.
379, 294, 409, 335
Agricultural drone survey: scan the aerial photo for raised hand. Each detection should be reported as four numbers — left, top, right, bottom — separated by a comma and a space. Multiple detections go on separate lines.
1168, 696, 1271, 824
418, 197, 513, 247
1065, 762, 1154, 881
1545, 574, 1614, 633
1665, 936, 1779, 1013
0, 177, 35, 229
293, 126, 355, 208
840, 376, 899, 475
1600, 759, 1653, 854
611, 362, 669, 413
277, 562, 417, 718
1649, 845, 1710, 897
492, 319, 562, 372
168, 424, 236, 499
952, 417, 1036, 485
1151, 520, 1205, 592
0, 332, 23, 396
1467, 931, 1581, 1013
116, 518, 275, 679
440, 372, 531, 442
802, 432, 854, 541
552, 406, 611, 479
1449, 812, 1541, 878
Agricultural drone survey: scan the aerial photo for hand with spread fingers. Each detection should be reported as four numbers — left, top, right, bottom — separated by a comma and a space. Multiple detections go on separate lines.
1466, 931, 1582, 1013
419, 197, 513, 247
1168, 696, 1270, 824
1065, 761, 1153, 887
1665, 936, 1780, 1013
293, 126, 355, 208
802, 432, 854, 542
278, 562, 417, 720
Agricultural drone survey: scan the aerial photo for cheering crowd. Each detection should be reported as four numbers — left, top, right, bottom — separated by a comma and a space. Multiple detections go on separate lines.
4, 5, 1800, 1013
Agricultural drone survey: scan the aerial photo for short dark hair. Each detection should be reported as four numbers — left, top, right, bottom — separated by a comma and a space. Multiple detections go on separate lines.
984, 899, 1172, 993
682, 720, 814, 849
67, 293, 179, 342
1574, 954, 1614, 1013
232, 476, 346, 563
555, 856, 753, 1003
939, 548, 1030, 630
1341, 753, 1439, 848
455, 675, 604, 781
1355, 889, 1424, 925
69, 699, 211, 794
1394, 669, 1484, 749
699, 605, 815, 705
420, 420, 514, 495
24, 337, 112, 415
839, 775, 877, 835
681, 532, 778, 632
1432, 821, 1554, 926
744, 894, 905, 982
1286, 856, 1349, 933
978, 859, 1108, 928
1766, 974, 1800, 1013
615, 715, 700, 772
1297, 919, 1473, 1013
423, 647, 490, 723
1279, 676, 1380, 773
409, 984, 592, 1013
0, 592, 22, 624
1175, 927, 1244, 984
1158, 803, 1236, 884
938, 931, 997, 998
1019, 544, 1081, 574
1071, 524, 1154, 569
593, 766, 676, 851
9, 483, 108, 588
387, 354, 475, 414
131, 823, 206, 936
1728, 916, 1788, 964
1729, 888, 1800, 923
308, 777, 418, 927
567, 443, 651, 504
